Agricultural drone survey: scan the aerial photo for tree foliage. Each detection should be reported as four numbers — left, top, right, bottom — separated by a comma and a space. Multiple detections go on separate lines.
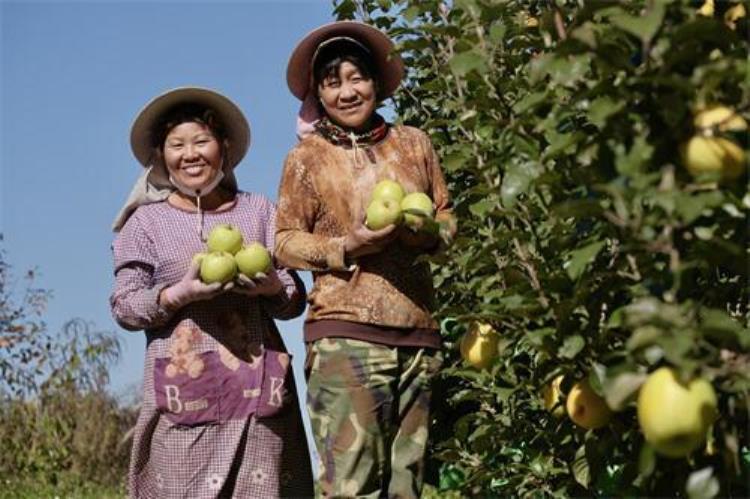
0, 236, 135, 493
334, 1, 749, 496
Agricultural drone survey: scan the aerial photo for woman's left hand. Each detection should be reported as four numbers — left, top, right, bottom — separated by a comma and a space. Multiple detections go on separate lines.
233, 270, 284, 297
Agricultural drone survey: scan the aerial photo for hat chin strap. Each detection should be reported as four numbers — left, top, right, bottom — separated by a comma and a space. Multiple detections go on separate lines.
169, 170, 225, 242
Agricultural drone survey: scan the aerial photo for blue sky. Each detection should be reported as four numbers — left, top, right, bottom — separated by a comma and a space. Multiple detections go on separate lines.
1, 0, 338, 426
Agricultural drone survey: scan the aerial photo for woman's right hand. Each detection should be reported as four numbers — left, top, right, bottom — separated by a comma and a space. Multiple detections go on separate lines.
159, 260, 234, 311
344, 220, 398, 259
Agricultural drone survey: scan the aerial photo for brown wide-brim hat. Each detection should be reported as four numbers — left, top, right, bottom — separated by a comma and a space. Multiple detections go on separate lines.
286, 20, 404, 101
130, 86, 250, 168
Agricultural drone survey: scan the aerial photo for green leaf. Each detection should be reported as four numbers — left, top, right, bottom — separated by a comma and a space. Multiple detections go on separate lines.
614, 136, 654, 177
333, 0, 357, 20
443, 151, 470, 172
501, 161, 542, 208
701, 309, 750, 349
500, 170, 530, 208
603, 371, 646, 411
674, 191, 724, 224
376, 0, 391, 11
525, 328, 555, 348
513, 91, 547, 114
559, 335, 585, 359
543, 130, 586, 160
571, 21, 599, 48
627, 326, 663, 351
638, 442, 656, 477
552, 199, 603, 218
489, 22, 507, 44
499, 295, 524, 310
469, 199, 494, 218
449, 51, 487, 76
609, 2, 667, 42
403, 6, 420, 23
565, 240, 605, 280
587, 96, 625, 129
686, 467, 720, 499
573, 443, 591, 488
531, 54, 592, 87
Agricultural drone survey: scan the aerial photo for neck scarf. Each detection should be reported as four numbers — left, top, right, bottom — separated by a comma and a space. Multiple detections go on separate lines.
314, 113, 388, 148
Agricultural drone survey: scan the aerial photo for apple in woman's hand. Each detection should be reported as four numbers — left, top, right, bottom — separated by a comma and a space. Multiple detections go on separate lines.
207, 224, 244, 254
371, 179, 406, 203
400, 192, 435, 230
200, 251, 237, 284
235, 243, 272, 278
366, 198, 403, 230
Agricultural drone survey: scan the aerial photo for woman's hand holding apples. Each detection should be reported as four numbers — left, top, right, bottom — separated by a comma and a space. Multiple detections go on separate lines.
233, 270, 283, 297
160, 260, 235, 311
344, 220, 398, 259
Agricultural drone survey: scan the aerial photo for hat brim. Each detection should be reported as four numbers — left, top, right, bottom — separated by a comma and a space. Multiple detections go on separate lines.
286, 21, 404, 101
130, 87, 250, 168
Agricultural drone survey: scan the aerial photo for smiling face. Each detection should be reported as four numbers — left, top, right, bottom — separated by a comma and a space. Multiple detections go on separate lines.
317, 60, 378, 131
162, 121, 223, 193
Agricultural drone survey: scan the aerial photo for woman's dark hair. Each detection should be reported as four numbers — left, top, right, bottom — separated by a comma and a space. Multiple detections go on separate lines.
152, 104, 227, 149
312, 39, 381, 99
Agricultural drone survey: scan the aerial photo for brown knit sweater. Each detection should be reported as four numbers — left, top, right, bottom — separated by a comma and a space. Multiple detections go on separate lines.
274, 124, 453, 343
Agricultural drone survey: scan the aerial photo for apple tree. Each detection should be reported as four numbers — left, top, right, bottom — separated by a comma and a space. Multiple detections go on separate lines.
333, 0, 748, 496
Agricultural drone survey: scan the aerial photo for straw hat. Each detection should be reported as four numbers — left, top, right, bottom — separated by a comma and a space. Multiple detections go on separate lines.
286, 20, 404, 100
130, 86, 250, 168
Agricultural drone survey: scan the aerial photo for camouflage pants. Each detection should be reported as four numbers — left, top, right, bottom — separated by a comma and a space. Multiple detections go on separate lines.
305, 338, 442, 499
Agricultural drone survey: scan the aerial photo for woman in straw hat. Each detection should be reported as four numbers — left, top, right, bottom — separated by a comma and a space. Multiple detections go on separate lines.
110, 87, 313, 498
276, 21, 457, 498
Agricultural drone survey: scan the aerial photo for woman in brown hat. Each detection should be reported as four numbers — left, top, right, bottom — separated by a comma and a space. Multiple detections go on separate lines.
110, 87, 313, 498
276, 21, 456, 498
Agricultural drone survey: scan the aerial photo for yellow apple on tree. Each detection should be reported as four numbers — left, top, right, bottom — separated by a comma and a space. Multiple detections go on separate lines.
543, 375, 566, 418
694, 105, 747, 133
680, 135, 745, 180
459, 322, 499, 370
566, 379, 612, 430
199, 251, 237, 284
724, 3, 746, 29
207, 224, 244, 255
371, 179, 406, 203
637, 367, 718, 458
235, 243, 272, 278
697, 0, 714, 17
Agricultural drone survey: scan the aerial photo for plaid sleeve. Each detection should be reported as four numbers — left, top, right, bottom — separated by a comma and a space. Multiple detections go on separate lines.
110, 210, 175, 330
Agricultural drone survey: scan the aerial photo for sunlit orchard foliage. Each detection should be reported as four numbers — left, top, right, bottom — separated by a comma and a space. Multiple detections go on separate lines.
333, 1, 749, 496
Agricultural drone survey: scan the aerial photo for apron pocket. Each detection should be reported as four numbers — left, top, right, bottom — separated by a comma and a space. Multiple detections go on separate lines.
154, 351, 221, 426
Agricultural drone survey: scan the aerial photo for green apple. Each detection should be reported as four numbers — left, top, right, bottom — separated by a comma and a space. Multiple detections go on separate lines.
366, 198, 403, 230
199, 251, 237, 284
207, 224, 244, 254
400, 192, 435, 230
637, 367, 718, 458
235, 242, 272, 277
191, 251, 209, 266
371, 179, 406, 203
